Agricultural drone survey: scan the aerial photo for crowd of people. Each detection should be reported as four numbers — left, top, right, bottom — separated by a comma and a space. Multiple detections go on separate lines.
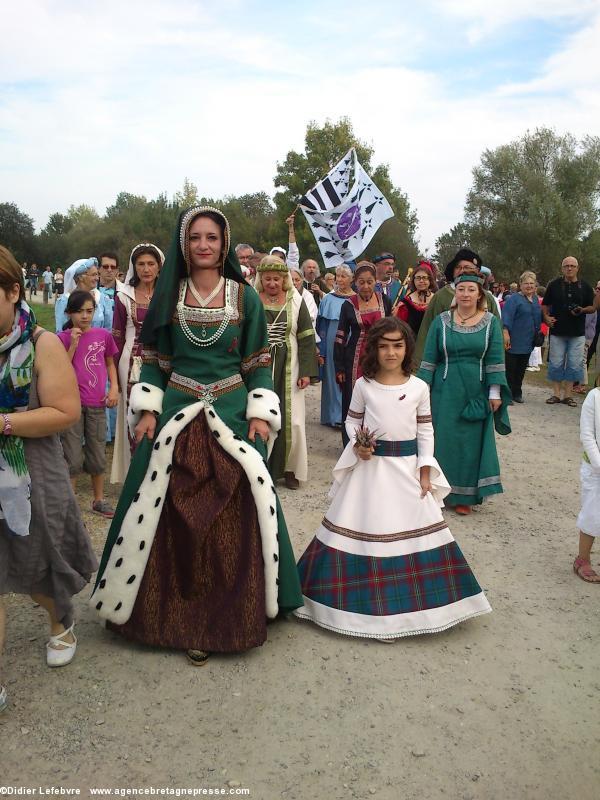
1, 211, 599, 714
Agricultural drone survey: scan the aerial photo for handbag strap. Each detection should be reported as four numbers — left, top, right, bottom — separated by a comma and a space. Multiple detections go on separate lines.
527, 294, 542, 335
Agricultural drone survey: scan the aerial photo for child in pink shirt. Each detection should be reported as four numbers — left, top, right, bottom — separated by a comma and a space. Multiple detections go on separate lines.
57, 290, 119, 517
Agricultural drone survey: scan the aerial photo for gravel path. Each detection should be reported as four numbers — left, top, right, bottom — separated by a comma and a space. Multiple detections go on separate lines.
1, 378, 598, 799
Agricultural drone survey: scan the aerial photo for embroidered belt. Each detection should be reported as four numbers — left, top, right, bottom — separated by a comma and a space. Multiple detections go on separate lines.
168, 372, 243, 405
373, 438, 418, 457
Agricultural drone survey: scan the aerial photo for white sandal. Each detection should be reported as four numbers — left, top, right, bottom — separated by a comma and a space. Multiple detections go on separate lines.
46, 623, 77, 667
0, 684, 7, 712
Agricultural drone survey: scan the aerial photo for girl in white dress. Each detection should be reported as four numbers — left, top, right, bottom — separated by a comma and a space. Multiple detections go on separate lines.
295, 317, 491, 638
574, 378, 600, 582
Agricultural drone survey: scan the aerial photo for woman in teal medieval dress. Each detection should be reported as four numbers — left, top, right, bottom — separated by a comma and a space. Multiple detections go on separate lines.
91, 207, 302, 664
417, 274, 511, 515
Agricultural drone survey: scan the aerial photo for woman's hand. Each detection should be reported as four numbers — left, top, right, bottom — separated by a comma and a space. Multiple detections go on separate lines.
248, 417, 270, 444
135, 410, 157, 443
489, 398, 501, 413
335, 371, 345, 385
317, 355, 325, 367
355, 444, 374, 461
285, 213, 295, 228
503, 329, 511, 350
297, 376, 310, 389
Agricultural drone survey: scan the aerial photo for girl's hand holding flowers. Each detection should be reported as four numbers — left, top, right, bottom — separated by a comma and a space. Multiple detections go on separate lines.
354, 426, 377, 461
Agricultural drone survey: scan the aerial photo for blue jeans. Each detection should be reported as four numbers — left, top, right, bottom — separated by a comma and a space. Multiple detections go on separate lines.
547, 335, 585, 383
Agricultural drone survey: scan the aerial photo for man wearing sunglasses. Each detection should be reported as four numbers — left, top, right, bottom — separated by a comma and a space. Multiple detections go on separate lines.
98, 252, 119, 298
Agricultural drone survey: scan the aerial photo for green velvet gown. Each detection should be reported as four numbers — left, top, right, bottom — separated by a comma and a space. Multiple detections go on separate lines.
264, 290, 318, 483
92, 278, 302, 652
417, 310, 511, 507
414, 284, 500, 366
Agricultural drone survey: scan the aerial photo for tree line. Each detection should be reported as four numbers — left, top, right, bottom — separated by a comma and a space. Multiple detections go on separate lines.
1, 120, 598, 285
435, 128, 600, 284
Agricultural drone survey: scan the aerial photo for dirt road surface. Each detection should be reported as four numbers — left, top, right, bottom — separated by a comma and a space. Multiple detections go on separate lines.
1, 380, 598, 799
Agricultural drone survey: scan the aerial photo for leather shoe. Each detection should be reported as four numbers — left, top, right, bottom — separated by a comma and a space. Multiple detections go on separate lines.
284, 472, 300, 490
187, 649, 210, 666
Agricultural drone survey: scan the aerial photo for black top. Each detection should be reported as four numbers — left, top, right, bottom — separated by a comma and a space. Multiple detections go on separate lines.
542, 277, 594, 337
333, 293, 392, 377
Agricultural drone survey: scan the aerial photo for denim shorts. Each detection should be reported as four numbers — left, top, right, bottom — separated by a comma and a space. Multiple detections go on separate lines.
547, 335, 585, 383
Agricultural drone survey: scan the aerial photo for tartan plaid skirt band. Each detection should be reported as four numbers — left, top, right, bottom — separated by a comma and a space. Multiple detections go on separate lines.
373, 438, 418, 457
297, 538, 484, 617
321, 516, 448, 543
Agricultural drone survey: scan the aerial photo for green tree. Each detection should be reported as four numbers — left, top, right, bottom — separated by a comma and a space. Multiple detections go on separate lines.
222, 193, 276, 252
462, 128, 600, 283
0, 202, 36, 263
37, 212, 75, 267
44, 212, 74, 237
274, 118, 419, 269
581, 228, 600, 274
173, 178, 200, 210
59, 204, 105, 264
433, 223, 474, 271
65, 204, 101, 226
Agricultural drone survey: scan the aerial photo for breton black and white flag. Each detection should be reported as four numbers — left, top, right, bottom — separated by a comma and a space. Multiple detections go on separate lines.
298, 148, 394, 269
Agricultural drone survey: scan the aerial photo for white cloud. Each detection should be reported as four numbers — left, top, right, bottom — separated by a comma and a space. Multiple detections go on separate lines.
435, 0, 598, 42
1, 1, 599, 257
498, 10, 600, 94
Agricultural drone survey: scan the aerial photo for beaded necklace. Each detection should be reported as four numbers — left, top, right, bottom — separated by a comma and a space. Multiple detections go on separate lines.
176, 279, 233, 347
187, 276, 224, 308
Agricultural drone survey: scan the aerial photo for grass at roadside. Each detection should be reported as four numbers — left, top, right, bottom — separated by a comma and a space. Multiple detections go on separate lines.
523, 362, 548, 389
29, 299, 57, 331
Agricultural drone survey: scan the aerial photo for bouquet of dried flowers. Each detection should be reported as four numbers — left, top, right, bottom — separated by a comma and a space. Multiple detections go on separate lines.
354, 425, 378, 450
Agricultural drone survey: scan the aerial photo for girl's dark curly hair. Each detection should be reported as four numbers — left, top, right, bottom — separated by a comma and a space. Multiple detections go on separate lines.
360, 316, 415, 379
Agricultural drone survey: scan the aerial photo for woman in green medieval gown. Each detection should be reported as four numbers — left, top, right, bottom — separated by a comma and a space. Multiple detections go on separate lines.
417, 274, 511, 514
91, 207, 302, 664
255, 256, 318, 491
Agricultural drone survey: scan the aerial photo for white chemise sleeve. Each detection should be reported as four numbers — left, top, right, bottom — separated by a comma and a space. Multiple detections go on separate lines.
580, 390, 600, 471
344, 379, 366, 443
415, 380, 450, 503
330, 379, 367, 497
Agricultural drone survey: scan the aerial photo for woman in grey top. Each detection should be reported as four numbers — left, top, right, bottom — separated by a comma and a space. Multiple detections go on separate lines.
0, 245, 97, 714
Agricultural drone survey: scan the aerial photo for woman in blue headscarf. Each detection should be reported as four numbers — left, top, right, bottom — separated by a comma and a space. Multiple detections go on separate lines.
55, 259, 112, 332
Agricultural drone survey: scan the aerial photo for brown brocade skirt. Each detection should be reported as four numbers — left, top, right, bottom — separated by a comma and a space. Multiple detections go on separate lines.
108, 413, 266, 652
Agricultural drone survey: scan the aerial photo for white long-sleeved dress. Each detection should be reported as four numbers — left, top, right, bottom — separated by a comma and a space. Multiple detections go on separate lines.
577, 387, 600, 536
294, 375, 492, 638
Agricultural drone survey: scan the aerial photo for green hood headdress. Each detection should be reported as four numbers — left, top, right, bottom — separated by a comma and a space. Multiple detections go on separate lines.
140, 206, 244, 345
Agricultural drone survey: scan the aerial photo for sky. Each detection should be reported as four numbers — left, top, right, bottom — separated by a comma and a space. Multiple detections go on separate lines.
1, 0, 599, 253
